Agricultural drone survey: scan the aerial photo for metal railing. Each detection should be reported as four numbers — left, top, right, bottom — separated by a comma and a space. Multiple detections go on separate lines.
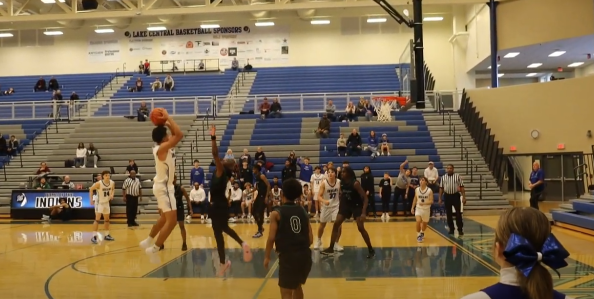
201, 108, 211, 141
2, 164, 6, 181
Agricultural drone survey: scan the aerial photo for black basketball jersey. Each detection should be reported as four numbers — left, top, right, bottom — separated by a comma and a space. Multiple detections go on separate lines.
256, 172, 267, 200
341, 180, 363, 206
210, 171, 230, 209
174, 184, 184, 208
274, 203, 310, 253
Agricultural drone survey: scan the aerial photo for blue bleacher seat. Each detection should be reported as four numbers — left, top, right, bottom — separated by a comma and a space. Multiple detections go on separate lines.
0, 120, 50, 168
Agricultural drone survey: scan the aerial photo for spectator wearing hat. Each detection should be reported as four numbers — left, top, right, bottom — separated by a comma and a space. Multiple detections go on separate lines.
424, 161, 439, 193
380, 133, 390, 156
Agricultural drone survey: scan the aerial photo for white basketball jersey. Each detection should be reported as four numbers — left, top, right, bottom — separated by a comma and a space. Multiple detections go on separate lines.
244, 190, 254, 201
311, 173, 324, 192
272, 188, 282, 201
415, 186, 432, 209
153, 145, 176, 187
97, 180, 114, 203
323, 178, 341, 208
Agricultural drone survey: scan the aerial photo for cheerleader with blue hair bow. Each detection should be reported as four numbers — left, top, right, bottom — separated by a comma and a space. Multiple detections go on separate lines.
461, 207, 571, 299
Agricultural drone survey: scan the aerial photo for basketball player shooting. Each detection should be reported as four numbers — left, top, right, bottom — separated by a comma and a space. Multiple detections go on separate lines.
139, 108, 184, 259
321, 166, 375, 258
209, 125, 253, 276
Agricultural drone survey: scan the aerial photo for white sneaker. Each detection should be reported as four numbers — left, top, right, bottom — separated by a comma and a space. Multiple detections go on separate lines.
81, 165, 86, 168
228, 218, 235, 223
334, 243, 344, 252
94, 165, 97, 168
206, 218, 212, 224
314, 239, 322, 250
139, 238, 153, 249
145, 246, 161, 263
200, 215, 205, 220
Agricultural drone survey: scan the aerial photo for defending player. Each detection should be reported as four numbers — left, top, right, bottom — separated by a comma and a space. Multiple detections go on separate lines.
411, 177, 434, 243
264, 178, 313, 299
139, 108, 184, 257
321, 166, 375, 258
89, 170, 115, 244
252, 164, 271, 238
314, 168, 343, 252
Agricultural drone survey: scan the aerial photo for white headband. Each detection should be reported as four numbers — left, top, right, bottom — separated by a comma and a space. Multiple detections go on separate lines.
536, 252, 543, 262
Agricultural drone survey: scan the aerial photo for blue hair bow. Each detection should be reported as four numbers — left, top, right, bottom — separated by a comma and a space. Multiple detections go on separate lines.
503, 233, 570, 277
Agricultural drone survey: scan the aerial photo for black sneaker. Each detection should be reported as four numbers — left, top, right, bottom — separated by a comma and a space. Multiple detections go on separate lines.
182, 243, 187, 251
159, 244, 165, 251
458, 231, 464, 236
104, 235, 115, 241
252, 232, 263, 238
321, 248, 334, 256
448, 230, 455, 235
367, 249, 376, 259
91, 236, 98, 244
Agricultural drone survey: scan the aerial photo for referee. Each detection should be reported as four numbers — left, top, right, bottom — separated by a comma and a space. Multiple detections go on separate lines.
122, 170, 142, 227
438, 164, 466, 236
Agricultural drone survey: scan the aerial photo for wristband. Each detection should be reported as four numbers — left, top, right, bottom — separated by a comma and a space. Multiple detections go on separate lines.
211, 136, 216, 141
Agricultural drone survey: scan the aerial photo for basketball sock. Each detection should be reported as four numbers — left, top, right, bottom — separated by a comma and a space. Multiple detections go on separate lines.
146, 236, 154, 242
105, 231, 110, 236
152, 244, 160, 251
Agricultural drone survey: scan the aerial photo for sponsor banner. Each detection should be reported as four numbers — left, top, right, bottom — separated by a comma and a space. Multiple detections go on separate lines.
12, 190, 92, 209
87, 39, 121, 63
128, 38, 154, 57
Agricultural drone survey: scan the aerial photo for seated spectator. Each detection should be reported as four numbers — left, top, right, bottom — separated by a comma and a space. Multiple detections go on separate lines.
337, 133, 347, 157
357, 97, 367, 116
254, 147, 266, 165
6, 135, 18, 156
224, 149, 235, 160
270, 98, 282, 118
229, 182, 243, 221
0, 133, 6, 155
367, 130, 379, 159
198, 60, 205, 70
130, 77, 143, 92
86, 143, 100, 168
347, 129, 362, 156
164, 74, 174, 91
41, 197, 71, 222
380, 133, 390, 156
126, 159, 139, 174
190, 159, 204, 186
189, 183, 208, 220
325, 100, 337, 121
74, 142, 86, 167
345, 101, 356, 122
35, 177, 51, 189
239, 149, 252, 166
137, 101, 149, 121
62, 175, 75, 189
143, 59, 151, 76
314, 114, 330, 138
34, 77, 47, 92
151, 77, 162, 92
259, 98, 270, 119
138, 60, 145, 74
363, 100, 375, 121
48, 76, 60, 91
245, 59, 253, 71
2, 87, 14, 95
36, 162, 51, 175
231, 58, 239, 71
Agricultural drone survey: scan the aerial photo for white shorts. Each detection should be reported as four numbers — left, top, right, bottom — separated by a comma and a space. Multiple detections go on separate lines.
153, 185, 177, 213
95, 202, 110, 214
244, 199, 253, 205
415, 207, 431, 223
320, 206, 339, 223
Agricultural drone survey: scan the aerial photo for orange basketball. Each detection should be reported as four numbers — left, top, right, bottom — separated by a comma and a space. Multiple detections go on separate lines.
150, 109, 166, 126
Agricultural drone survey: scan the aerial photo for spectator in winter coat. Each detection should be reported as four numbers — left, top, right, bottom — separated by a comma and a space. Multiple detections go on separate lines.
346, 129, 362, 156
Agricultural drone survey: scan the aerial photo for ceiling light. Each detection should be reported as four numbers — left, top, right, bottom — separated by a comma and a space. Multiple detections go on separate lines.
43, 30, 63, 36
0, 32, 13, 37
498, 73, 505, 78
527, 63, 542, 68
423, 16, 444, 22
147, 26, 166, 31
403, 9, 409, 17
526, 73, 537, 77
41, 0, 65, 3
255, 21, 274, 27
488, 64, 501, 69
503, 52, 519, 58
568, 62, 584, 67
549, 51, 566, 57
200, 24, 220, 29
311, 20, 330, 25
367, 18, 387, 23
0, 2, 3, 5
95, 28, 114, 34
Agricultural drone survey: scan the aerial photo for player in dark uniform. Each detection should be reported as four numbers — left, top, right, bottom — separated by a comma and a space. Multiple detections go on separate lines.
158, 175, 192, 251
210, 125, 253, 276
321, 166, 375, 258
264, 178, 313, 299
252, 164, 271, 238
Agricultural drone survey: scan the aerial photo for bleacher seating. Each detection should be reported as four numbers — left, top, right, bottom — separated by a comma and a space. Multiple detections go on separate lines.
552, 195, 594, 231
0, 73, 114, 119
209, 112, 443, 213
243, 65, 399, 113
0, 120, 51, 169
94, 72, 238, 117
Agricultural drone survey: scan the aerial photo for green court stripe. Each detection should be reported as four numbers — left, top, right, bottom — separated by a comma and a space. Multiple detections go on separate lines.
252, 259, 279, 299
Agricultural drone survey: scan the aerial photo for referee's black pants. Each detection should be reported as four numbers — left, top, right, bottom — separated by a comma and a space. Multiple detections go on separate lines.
444, 193, 463, 233
529, 188, 541, 210
125, 195, 139, 225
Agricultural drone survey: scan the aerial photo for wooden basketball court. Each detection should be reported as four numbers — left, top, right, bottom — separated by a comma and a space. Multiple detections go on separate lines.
1, 216, 594, 299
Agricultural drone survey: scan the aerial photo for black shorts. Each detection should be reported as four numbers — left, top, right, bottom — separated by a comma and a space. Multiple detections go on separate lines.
253, 197, 266, 212
176, 206, 185, 222
338, 203, 363, 219
278, 249, 312, 289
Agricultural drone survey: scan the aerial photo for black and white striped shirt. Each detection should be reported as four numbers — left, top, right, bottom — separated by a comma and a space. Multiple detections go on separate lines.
122, 177, 142, 196
440, 173, 464, 194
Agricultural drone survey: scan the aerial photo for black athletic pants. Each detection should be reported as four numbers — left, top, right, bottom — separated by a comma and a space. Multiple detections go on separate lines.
393, 187, 407, 214
210, 208, 243, 264
253, 197, 266, 232
381, 194, 391, 213
367, 191, 377, 216
125, 195, 139, 226
529, 188, 541, 210
444, 193, 463, 233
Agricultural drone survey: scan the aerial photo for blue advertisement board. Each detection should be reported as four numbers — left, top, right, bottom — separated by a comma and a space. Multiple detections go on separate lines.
11, 190, 93, 209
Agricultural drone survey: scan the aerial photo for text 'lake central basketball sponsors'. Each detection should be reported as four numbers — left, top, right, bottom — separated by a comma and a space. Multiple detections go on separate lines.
12, 191, 91, 209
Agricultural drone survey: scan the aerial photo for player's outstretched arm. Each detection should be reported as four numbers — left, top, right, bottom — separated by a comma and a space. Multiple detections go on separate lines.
264, 210, 279, 268
210, 125, 225, 178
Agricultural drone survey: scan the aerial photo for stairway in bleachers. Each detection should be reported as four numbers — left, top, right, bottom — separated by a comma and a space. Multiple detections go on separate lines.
211, 112, 507, 215
552, 192, 594, 233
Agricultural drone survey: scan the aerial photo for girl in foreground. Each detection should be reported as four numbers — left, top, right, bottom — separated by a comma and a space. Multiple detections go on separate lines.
461, 207, 571, 299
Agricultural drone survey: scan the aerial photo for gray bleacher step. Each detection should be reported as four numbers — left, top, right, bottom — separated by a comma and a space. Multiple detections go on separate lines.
560, 203, 574, 210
